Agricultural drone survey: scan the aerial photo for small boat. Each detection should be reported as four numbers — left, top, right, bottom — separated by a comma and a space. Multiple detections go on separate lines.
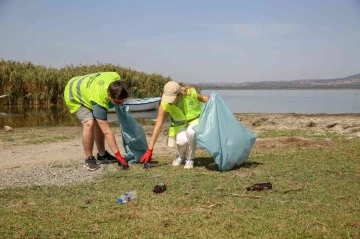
124, 97, 161, 111
107, 110, 158, 123
109, 97, 161, 112
0, 94, 9, 104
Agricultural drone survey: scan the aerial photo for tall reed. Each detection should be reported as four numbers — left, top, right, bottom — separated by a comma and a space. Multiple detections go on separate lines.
0, 59, 171, 105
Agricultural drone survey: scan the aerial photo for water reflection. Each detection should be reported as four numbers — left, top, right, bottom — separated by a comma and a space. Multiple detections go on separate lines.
0, 105, 159, 128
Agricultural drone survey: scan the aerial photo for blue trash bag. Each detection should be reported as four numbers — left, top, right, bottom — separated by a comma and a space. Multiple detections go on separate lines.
193, 92, 257, 171
115, 104, 148, 164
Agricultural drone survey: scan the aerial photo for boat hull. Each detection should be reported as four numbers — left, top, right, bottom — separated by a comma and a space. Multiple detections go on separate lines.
109, 97, 161, 112
0, 94, 9, 104
126, 101, 159, 111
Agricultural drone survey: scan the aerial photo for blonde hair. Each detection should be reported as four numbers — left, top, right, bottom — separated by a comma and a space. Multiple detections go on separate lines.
179, 82, 194, 96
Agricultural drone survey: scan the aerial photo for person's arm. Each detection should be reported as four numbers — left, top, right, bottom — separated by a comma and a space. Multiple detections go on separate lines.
91, 102, 121, 154
92, 102, 128, 169
96, 118, 128, 169
96, 119, 121, 154
197, 93, 209, 103
148, 105, 166, 150
140, 104, 166, 164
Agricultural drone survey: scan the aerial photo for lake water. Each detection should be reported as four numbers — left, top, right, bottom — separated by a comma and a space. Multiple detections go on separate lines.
0, 104, 159, 128
201, 89, 360, 114
1, 89, 359, 128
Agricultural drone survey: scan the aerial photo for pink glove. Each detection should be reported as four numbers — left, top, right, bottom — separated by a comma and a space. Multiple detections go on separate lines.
140, 149, 153, 164
115, 152, 129, 170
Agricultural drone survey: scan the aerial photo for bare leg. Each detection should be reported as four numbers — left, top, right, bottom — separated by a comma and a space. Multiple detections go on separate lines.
94, 119, 105, 155
82, 120, 95, 157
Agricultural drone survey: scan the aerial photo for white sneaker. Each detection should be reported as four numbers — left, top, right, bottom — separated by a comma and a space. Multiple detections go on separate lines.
184, 160, 194, 169
172, 157, 185, 166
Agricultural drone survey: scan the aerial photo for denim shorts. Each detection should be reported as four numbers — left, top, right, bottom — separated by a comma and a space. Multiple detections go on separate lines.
74, 106, 94, 124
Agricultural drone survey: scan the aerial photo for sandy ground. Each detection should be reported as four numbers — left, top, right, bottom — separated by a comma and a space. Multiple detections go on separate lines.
1, 113, 359, 170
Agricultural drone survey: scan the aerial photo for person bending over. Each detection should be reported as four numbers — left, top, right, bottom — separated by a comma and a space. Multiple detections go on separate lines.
64, 72, 129, 171
140, 81, 209, 169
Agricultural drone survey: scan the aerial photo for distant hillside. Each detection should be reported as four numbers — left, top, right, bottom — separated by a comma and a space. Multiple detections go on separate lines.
196, 73, 360, 89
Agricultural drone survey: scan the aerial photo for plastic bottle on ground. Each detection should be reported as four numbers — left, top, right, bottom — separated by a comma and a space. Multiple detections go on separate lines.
117, 191, 137, 203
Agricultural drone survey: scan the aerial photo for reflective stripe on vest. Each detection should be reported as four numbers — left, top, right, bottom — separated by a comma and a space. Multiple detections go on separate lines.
64, 72, 121, 113
170, 116, 199, 127
68, 73, 93, 106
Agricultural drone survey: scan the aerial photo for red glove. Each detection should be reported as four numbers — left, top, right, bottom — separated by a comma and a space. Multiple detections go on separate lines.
140, 149, 153, 164
115, 152, 129, 170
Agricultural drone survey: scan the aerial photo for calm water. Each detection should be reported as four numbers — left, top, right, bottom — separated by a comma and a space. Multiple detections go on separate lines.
201, 89, 360, 114
1, 90, 359, 128
0, 105, 158, 128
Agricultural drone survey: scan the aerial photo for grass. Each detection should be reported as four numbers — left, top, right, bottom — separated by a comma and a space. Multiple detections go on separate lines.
257, 129, 345, 140
0, 134, 359, 238
0, 127, 80, 144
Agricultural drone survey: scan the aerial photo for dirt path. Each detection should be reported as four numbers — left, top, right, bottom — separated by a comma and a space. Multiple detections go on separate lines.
1, 113, 359, 170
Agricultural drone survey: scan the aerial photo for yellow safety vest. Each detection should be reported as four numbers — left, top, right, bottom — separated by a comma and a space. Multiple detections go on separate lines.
64, 72, 121, 113
161, 88, 202, 138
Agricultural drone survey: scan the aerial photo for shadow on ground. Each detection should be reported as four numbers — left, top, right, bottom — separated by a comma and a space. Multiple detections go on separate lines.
194, 157, 263, 171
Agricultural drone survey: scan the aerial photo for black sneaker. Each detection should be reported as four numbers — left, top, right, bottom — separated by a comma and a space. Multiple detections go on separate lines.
84, 156, 101, 171
96, 150, 118, 164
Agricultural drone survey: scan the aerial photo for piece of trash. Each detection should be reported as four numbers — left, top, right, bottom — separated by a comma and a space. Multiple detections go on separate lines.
246, 182, 272, 191
153, 183, 167, 193
4, 126, 13, 132
117, 190, 137, 203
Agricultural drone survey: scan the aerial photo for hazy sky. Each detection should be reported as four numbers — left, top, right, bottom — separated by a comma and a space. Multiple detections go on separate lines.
0, 0, 359, 83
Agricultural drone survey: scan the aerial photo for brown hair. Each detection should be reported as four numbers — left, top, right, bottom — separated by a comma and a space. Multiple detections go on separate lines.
108, 80, 129, 100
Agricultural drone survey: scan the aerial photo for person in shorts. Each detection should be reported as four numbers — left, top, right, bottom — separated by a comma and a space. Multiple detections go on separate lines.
64, 72, 129, 171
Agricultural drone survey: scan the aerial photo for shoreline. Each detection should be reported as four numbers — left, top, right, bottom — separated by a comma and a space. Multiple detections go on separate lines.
0, 113, 359, 188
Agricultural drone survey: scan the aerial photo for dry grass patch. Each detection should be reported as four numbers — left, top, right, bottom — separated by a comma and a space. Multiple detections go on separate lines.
254, 137, 333, 150
0, 126, 82, 145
